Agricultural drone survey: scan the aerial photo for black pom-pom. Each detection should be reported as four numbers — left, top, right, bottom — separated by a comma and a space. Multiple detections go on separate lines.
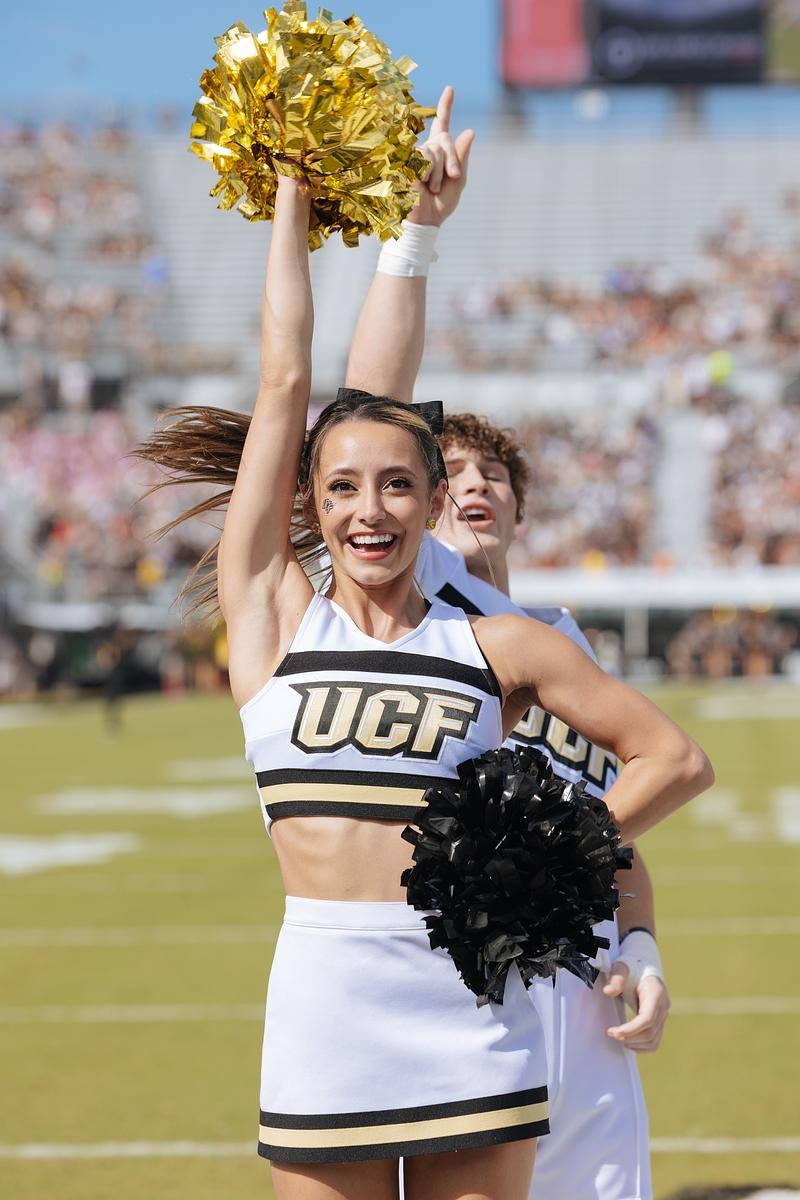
401, 746, 633, 1007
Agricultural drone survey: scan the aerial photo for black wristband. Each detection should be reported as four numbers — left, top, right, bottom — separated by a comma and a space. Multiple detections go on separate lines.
619, 926, 656, 944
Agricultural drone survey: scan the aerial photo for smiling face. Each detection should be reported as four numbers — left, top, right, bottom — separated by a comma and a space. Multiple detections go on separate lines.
310, 419, 446, 590
436, 444, 519, 568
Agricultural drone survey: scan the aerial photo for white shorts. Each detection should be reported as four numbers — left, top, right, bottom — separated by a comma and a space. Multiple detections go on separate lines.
258, 896, 549, 1164
529, 920, 652, 1200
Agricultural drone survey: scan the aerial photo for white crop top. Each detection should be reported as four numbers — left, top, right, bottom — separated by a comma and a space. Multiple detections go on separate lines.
239, 592, 503, 835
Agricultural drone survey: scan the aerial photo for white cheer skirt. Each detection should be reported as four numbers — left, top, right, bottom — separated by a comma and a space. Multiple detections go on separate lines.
257, 896, 549, 1164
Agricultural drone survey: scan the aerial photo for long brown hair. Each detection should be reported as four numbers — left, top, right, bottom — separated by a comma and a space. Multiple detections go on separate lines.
133, 391, 445, 618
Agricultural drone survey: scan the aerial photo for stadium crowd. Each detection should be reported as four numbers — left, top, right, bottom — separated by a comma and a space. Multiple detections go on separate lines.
434, 207, 800, 374
507, 412, 658, 570
0, 121, 169, 405
665, 609, 797, 680
701, 390, 800, 567
0, 404, 214, 605
1, 122, 798, 693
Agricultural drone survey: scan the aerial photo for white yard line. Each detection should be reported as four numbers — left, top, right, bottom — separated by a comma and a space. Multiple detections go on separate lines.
152, 839, 263, 859
1, 1137, 798, 1160
166, 758, 250, 782
36, 787, 252, 818
0, 1141, 254, 1160
5, 867, 796, 892
774, 787, 800, 843
0, 1003, 263, 1024
0, 875, 217, 894
651, 1137, 800, 1154
660, 916, 800, 936
657, 867, 799, 886
0, 834, 141, 876
684, 785, 800, 845
1, 997, 799, 1024
0, 704, 53, 731
2, 915, 799, 949
671, 997, 800, 1015
694, 692, 800, 720
0, 924, 279, 947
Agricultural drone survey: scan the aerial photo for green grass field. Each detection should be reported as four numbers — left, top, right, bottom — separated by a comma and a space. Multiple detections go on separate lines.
1, 684, 798, 1199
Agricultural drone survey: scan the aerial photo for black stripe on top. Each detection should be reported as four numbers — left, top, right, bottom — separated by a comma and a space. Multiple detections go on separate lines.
264, 800, 424, 821
439, 585, 566, 630
436, 582, 483, 617
256, 768, 445, 790
260, 1087, 548, 1130
257, 1119, 549, 1163
274, 650, 501, 699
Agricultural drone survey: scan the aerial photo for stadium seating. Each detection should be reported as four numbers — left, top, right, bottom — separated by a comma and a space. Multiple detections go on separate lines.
2, 119, 799, 690
147, 134, 800, 376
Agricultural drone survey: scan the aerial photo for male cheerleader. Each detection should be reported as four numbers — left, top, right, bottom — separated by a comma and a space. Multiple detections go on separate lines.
345, 87, 667, 1200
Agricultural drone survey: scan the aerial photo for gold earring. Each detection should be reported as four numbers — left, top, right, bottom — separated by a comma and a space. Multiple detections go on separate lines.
426, 518, 437, 530
310, 521, 320, 534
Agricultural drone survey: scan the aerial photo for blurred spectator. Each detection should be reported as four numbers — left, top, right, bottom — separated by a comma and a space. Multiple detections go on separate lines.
0, 121, 189, 608
433, 208, 800, 375
509, 413, 659, 568
700, 392, 800, 567
0, 405, 221, 604
0, 121, 168, 377
666, 610, 797, 680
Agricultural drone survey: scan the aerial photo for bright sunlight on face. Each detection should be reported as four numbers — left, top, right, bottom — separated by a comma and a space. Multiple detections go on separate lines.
314, 420, 444, 586
437, 445, 518, 565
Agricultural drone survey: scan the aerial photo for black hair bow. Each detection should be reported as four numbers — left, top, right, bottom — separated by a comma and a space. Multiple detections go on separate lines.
333, 387, 446, 479
333, 386, 443, 435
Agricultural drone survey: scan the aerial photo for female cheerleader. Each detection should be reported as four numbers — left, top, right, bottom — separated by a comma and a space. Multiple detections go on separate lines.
138, 173, 712, 1200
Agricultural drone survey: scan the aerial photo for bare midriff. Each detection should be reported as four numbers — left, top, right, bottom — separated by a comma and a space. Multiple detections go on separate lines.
271, 817, 416, 901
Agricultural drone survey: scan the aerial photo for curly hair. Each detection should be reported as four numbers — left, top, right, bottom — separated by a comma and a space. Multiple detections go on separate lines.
440, 413, 530, 521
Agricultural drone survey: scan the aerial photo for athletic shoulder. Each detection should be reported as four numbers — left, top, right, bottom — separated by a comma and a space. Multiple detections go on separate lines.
471, 610, 588, 698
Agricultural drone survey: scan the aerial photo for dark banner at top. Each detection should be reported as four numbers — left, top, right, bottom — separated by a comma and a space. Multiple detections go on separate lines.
591, 0, 764, 84
500, 0, 765, 88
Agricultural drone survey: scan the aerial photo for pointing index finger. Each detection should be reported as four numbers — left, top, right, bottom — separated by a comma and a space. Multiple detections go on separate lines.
433, 85, 454, 135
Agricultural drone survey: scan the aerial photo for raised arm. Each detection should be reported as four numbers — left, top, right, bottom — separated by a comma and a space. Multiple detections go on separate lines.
219, 177, 316, 706
345, 86, 474, 403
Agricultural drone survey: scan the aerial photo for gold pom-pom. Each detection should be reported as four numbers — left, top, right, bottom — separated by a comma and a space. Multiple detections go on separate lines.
189, 2, 434, 250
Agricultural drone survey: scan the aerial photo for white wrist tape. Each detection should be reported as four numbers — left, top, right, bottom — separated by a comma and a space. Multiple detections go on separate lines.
616, 930, 663, 991
377, 220, 439, 277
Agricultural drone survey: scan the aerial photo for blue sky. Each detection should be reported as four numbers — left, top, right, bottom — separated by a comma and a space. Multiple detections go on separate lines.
9, 2, 499, 119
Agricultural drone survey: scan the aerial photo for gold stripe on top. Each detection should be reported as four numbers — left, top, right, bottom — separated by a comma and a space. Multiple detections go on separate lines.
259, 782, 426, 808
259, 1099, 548, 1150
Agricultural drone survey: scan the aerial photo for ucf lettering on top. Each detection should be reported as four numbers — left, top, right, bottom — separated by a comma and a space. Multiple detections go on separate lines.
240, 594, 504, 828
290, 681, 481, 759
